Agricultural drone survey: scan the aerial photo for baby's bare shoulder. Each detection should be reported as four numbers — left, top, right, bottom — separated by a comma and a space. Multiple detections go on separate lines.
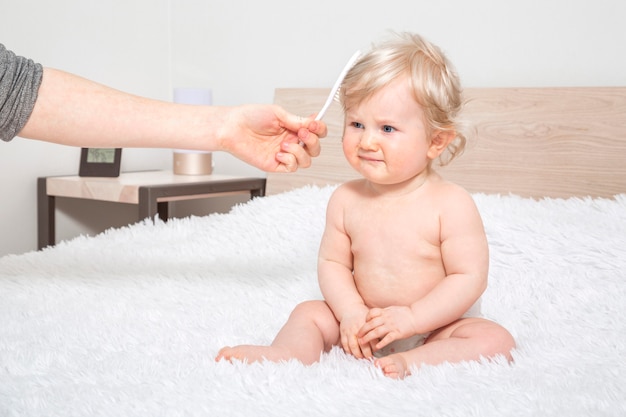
330, 179, 368, 200
427, 179, 480, 219
325, 180, 367, 217
431, 177, 473, 200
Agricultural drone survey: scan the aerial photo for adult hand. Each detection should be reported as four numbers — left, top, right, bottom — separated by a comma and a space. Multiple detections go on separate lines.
220, 104, 326, 172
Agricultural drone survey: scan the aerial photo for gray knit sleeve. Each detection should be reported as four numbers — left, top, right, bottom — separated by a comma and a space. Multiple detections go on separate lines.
0, 44, 44, 142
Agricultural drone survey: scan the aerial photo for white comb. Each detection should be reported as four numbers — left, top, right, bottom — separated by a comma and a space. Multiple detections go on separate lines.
315, 50, 361, 121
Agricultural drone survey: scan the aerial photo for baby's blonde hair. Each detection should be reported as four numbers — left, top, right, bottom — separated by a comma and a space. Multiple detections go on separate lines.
340, 32, 467, 166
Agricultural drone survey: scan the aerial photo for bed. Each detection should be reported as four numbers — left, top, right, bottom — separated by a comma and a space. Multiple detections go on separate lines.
1, 87, 625, 416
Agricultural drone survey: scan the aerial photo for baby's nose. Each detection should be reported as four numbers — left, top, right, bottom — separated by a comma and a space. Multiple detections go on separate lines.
359, 130, 378, 149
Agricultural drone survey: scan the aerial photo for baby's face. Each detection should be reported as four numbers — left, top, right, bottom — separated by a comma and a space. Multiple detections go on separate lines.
342, 77, 437, 186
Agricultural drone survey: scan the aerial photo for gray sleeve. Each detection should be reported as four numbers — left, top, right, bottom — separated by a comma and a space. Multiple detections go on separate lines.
0, 44, 44, 142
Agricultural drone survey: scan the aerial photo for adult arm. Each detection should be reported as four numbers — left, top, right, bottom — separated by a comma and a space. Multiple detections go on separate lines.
0, 43, 43, 142
19, 68, 324, 172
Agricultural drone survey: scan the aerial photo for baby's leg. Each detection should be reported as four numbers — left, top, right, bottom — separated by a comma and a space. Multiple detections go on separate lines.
375, 318, 515, 379
216, 300, 340, 365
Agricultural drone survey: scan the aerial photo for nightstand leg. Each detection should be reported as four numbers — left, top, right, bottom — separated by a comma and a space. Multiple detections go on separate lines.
138, 187, 169, 222
157, 202, 169, 222
251, 185, 266, 198
37, 177, 55, 250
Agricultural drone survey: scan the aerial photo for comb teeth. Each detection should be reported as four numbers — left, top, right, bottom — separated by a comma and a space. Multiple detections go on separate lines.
332, 88, 342, 103
315, 50, 361, 121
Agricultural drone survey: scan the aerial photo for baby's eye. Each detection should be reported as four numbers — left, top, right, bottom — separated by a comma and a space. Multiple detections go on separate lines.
382, 125, 395, 133
352, 122, 364, 129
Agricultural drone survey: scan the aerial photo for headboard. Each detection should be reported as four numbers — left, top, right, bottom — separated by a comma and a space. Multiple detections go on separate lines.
268, 87, 626, 198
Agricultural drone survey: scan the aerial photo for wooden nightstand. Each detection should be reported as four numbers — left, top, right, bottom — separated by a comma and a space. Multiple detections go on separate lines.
37, 170, 266, 249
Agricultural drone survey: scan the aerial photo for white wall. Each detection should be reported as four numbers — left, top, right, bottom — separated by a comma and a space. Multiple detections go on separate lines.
1, 0, 173, 256
1, 0, 625, 256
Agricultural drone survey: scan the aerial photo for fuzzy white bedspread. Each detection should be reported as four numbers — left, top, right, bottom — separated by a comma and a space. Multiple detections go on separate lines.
1, 186, 625, 417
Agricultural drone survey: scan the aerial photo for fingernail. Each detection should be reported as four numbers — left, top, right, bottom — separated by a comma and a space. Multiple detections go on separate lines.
298, 127, 309, 140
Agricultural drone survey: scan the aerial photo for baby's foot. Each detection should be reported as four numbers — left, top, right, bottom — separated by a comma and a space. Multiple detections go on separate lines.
215, 345, 290, 364
374, 353, 410, 379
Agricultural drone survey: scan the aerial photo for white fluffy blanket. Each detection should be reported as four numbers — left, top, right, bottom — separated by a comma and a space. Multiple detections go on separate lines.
1, 186, 625, 416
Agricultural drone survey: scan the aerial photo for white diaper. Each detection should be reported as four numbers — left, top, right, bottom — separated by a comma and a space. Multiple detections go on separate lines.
373, 332, 430, 358
373, 298, 482, 358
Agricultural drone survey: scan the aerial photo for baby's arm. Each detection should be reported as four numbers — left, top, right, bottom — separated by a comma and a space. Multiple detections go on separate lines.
359, 186, 489, 350
318, 186, 373, 359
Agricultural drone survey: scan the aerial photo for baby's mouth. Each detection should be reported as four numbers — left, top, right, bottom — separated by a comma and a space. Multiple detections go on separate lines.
358, 154, 383, 163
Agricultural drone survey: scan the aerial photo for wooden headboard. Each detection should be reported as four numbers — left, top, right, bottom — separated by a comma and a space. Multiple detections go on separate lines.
267, 87, 626, 198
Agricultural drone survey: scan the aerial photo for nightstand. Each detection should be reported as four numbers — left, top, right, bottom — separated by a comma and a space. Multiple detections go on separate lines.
37, 170, 266, 249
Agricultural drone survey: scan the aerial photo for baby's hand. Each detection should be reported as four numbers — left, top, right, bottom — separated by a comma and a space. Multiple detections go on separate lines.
339, 308, 374, 359
357, 306, 417, 351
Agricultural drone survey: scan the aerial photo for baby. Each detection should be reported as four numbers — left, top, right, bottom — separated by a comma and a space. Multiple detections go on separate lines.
216, 32, 515, 378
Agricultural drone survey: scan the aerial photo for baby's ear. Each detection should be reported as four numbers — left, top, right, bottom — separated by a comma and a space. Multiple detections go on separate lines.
427, 130, 455, 160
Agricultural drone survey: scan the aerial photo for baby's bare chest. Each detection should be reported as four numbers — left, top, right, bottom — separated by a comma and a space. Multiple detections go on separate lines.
346, 203, 442, 264
339, 184, 453, 306
344, 202, 445, 306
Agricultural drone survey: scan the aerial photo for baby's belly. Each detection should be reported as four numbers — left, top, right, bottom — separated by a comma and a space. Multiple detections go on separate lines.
354, 267, 442, 308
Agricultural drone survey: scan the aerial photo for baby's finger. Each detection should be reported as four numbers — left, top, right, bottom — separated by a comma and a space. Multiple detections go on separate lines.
375, 333, 397, 351
340, 333, 351, 355
348, 334, 364, 359
359, 327, 384, 348
359, 339, 374, 359
357, 316, 383, 338
369, 340, 379, 356
366, 307, 383, 321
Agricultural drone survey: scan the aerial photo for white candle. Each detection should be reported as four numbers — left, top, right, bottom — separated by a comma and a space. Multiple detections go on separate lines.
172, 88, 213, 175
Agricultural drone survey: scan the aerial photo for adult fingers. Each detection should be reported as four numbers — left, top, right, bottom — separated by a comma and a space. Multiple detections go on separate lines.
280, 140, 312, 169
277, 107, 327, 139
275, 150, 299, 172
297, 127, 321, 158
